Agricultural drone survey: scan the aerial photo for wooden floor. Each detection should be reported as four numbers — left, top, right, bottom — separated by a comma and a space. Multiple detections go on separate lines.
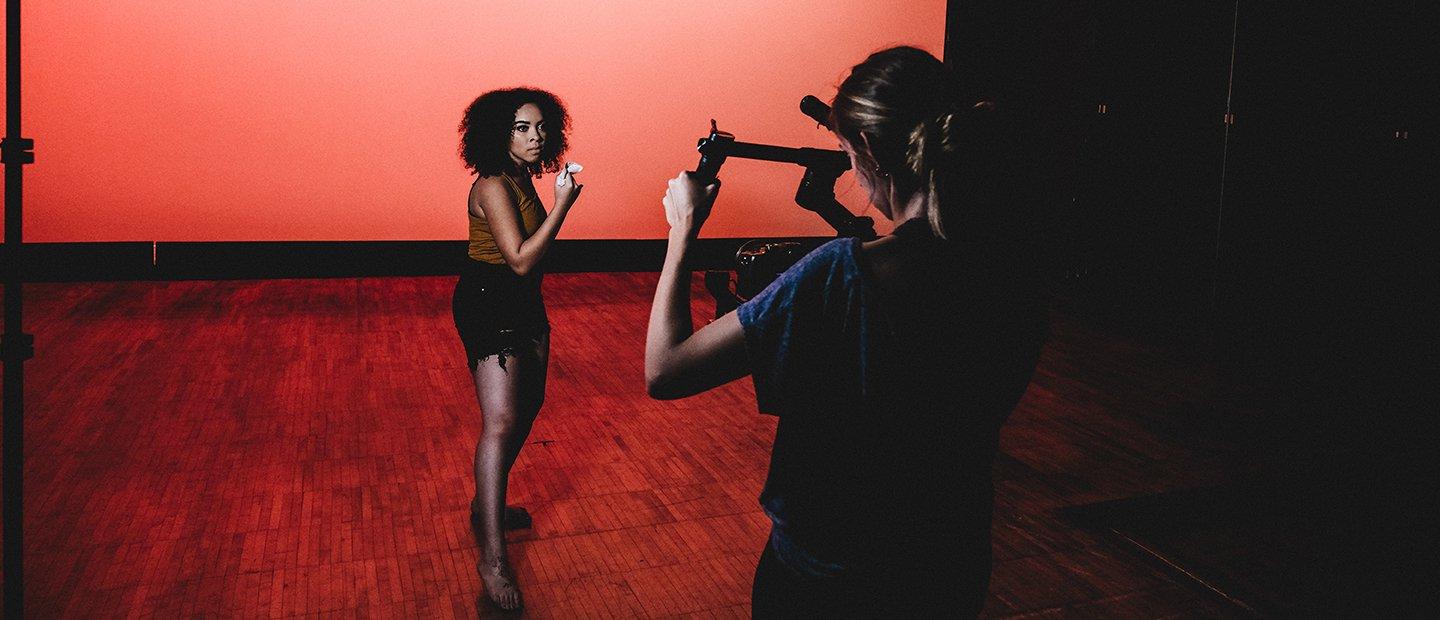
5, 273, 1250, 617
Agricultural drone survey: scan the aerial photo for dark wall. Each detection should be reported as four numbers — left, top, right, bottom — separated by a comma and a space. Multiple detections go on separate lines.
949, 1, 1429, 403
949, 1, 1432, 612
952, 1, 1236, 330
1219, 8, 1432, 608
1220, 2, 1431, 401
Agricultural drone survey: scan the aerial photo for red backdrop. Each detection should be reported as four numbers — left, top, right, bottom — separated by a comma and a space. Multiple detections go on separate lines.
3, 1, 943, 241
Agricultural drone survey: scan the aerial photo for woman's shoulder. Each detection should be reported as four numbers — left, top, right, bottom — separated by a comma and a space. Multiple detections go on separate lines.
472, 172, 514, 188
770, 237, 863, 292
857, 232, 932, 284
798, 237, 861, 271
471, 173, 503, 190
471, 173, 518, 203
740, 238, 858, 327
856, 220, 960, 285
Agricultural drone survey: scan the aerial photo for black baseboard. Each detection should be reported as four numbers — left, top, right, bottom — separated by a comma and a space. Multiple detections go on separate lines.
19, 238, 833, 282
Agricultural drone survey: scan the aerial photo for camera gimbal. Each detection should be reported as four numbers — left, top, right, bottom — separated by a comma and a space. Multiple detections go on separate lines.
691, 96, 878, 316
690, 97, 876, 241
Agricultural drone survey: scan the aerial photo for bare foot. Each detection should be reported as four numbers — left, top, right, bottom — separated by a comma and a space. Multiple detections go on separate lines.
477, 556, 523, 611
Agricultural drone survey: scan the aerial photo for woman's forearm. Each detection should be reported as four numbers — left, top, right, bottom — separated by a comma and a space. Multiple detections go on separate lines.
509, 203, 572, 275
645, 230, 695, 385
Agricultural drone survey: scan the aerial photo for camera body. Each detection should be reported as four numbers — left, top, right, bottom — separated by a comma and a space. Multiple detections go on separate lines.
735, 240, 805, 300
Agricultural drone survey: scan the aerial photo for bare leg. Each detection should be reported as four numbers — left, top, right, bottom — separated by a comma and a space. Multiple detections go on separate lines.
470, 332, 549, 523
470, 501, 532, 532
470, 333, 549, 611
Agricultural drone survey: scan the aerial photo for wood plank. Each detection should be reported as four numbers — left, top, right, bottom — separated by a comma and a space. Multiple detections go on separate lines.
5, 274, 1246, 616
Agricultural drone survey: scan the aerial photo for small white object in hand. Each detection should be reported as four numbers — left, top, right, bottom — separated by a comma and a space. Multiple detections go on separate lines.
557, 162, 584, 186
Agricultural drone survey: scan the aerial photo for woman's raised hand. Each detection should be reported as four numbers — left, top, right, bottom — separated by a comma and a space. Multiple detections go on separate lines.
662, 172, 720, 237
555, 162, 583, 209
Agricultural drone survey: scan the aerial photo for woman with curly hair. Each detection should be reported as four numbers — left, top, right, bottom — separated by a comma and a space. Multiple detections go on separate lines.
454, 87, 580, 611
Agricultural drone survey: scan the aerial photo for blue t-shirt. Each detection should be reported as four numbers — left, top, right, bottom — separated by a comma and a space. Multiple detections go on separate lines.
736, 221, 1044, 578
738, 237, 869, 417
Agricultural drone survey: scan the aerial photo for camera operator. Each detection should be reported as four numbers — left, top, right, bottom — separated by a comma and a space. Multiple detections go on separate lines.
646, 46, 1045, 617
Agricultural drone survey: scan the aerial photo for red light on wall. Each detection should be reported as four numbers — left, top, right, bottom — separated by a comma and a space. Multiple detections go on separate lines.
15, 1, 945, 242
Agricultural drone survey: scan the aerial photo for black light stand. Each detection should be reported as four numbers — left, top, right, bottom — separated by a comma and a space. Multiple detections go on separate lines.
3, 0, 35, 615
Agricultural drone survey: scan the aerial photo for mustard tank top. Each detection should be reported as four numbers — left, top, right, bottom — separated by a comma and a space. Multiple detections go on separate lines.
468, 172, 544, 264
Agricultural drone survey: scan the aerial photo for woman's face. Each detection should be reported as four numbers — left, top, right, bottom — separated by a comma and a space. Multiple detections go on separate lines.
839, 135, 893, 219
507, 103, 547, 167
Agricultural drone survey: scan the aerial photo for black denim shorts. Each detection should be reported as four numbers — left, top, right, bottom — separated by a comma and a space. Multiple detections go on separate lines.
451, 259, 550, 370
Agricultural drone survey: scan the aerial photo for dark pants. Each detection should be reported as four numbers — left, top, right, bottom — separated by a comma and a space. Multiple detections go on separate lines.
750, 539, 988, 619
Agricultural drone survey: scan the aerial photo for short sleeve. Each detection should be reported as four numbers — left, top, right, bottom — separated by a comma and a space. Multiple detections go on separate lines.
736, 238, 860, 416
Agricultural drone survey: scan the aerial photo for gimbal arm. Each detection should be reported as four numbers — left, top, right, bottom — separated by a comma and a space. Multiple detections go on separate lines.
691, 122, 876, 240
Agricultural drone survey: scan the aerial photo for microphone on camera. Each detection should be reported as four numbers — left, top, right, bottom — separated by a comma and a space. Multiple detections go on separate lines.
800, 95, 832, 129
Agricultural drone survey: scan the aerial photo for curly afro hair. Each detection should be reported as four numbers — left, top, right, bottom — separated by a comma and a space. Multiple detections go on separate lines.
458, 87, 570, 177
